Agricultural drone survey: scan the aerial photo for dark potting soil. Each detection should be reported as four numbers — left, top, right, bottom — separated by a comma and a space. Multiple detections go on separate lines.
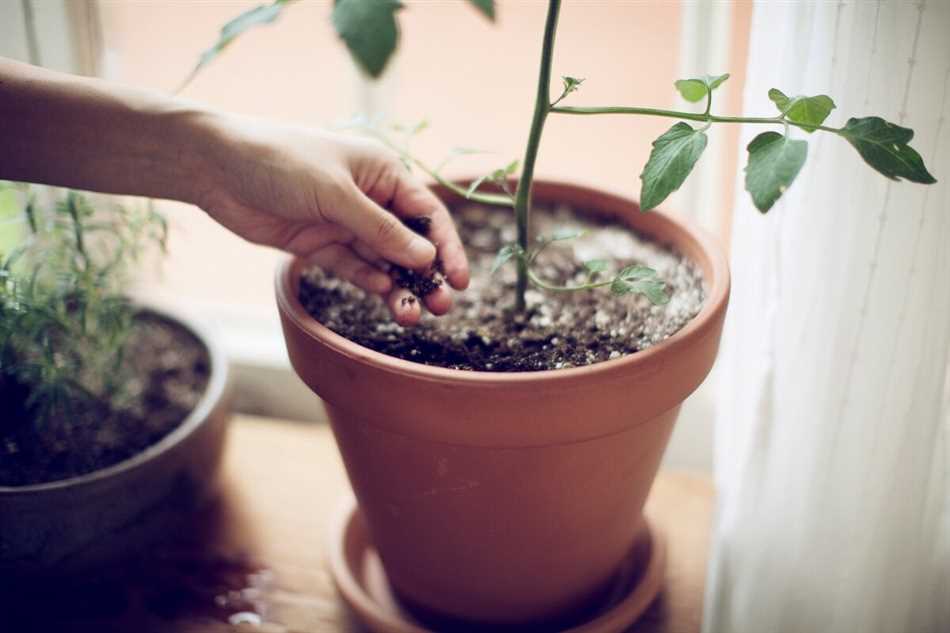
0, 313, 210, 486
389, 216, 446, 298
299, 203, 706, 372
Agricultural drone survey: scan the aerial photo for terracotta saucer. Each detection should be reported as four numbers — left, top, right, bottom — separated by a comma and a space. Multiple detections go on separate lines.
328, 497, 666, 633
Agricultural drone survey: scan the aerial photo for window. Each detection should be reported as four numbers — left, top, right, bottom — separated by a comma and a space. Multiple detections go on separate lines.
6, 1, 754, 470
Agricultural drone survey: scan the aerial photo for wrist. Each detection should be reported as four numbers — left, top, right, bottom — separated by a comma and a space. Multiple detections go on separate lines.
159, 105, 232, 208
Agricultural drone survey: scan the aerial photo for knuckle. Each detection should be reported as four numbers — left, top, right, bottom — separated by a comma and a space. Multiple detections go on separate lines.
317, 174, 354, 222
350, 136, 389, 162
374, 216, 403, 246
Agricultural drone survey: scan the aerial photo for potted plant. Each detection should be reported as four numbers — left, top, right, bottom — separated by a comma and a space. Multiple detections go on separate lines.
193, 1, 935, 629
0, 185, 232, 576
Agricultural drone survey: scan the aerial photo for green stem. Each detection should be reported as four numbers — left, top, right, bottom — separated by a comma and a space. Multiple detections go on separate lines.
551, 105, 841, 134
412, 158, 514, 208
371, 132, 514, 208
513, 0, 562, 312
527, 267, 611, 292
24, 198, 38, 234
65, 192, 89, 271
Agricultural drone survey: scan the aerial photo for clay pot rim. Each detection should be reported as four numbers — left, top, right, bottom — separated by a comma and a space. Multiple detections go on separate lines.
0, 303, 230, 495
275, 178, 729, 387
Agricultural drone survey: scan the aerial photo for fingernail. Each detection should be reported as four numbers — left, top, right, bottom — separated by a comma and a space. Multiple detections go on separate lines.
409, 237, 436, 264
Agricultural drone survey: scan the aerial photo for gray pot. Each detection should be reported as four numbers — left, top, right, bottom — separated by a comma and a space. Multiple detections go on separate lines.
0, 306, 232, 576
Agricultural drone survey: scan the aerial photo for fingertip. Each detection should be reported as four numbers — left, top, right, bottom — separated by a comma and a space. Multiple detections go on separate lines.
424, 285, 453, 316
446, 264, 470, 291
406, 236, 437, 268
442, 243, 470, 290
388, 289, 422, 326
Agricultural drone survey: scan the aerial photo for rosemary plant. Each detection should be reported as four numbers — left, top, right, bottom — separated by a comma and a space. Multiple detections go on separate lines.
0, 184, 167, 427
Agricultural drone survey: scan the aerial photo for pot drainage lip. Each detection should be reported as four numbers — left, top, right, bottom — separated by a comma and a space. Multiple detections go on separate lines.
327, 495, 667, 633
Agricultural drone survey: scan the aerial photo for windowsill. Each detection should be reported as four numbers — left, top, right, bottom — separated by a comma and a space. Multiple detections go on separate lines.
16, 414, 712, 632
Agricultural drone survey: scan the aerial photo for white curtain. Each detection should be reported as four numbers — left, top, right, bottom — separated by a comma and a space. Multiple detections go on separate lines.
705, 2, 950, 632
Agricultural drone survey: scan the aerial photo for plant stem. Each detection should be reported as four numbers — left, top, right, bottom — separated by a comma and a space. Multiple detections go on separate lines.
551, 105, 842, 134
65, 192, 89, 272
371, 133, 514, 208
513, 0, 562, 312
527, 268, 612, 292
413, 158, 514, 208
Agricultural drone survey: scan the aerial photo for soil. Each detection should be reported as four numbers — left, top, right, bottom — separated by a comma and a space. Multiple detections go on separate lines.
389, 216, 446, 297
299, 202, 705, 372
0, 313, 210, 486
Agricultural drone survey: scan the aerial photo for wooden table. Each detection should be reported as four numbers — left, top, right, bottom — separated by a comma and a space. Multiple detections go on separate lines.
7, 415, 714, 633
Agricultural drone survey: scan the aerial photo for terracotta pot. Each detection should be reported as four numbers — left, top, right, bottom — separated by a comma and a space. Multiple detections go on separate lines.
0, 305, 232, 577
275, 180, 729, 628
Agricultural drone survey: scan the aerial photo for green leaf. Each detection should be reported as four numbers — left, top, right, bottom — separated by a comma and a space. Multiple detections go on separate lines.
674, 73, 730, 102
617, 264, 656, 281
767, 89, 835, 133
562, 76, 584, 95
552, 75, 585, 106
766, 88, 792, 111
179, 0, 294, 91
674, 79, 707, 103
839, 116, 937, 184
490, 159, 519, 183
500, 159, 520, 177
491, 244, 522, 274
744, 131, 808, 213
639, 122, 708, 211
583, 259, 609, 275
610, 265, 669, 304
393, 119, 429, 135
706, 73, 730, 91
467, 160, 518, 197
467, 0, 495, 20
332, 0, 403, 79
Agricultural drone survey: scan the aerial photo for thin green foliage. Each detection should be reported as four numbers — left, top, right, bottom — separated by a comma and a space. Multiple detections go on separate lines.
0, 185, 167, 427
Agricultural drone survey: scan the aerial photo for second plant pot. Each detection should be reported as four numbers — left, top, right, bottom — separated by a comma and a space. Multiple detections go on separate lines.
0, 305, 232, 577
275, 180, 729, 629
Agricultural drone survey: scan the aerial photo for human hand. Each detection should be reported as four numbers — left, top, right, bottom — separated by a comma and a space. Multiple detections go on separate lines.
195, 117, 469, 326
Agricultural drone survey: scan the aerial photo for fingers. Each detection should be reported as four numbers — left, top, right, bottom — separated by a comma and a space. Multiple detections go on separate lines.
308, 244, 392, 295
389, 173, 470, 291
322, 181, 436, 270
422, 284, 452, 316
307, 241, 451, 325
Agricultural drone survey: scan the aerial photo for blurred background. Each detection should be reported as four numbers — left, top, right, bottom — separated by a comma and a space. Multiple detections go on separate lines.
1, 0, 754, 471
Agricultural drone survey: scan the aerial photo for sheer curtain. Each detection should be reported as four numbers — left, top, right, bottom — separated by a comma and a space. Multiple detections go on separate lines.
704, 2, 950, 632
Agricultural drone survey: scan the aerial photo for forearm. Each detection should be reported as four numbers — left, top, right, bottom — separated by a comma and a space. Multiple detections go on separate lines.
0, 57, 216, 204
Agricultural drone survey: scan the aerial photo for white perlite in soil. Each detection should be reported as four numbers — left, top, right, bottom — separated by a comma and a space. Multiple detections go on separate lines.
299, 203, 705, 371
